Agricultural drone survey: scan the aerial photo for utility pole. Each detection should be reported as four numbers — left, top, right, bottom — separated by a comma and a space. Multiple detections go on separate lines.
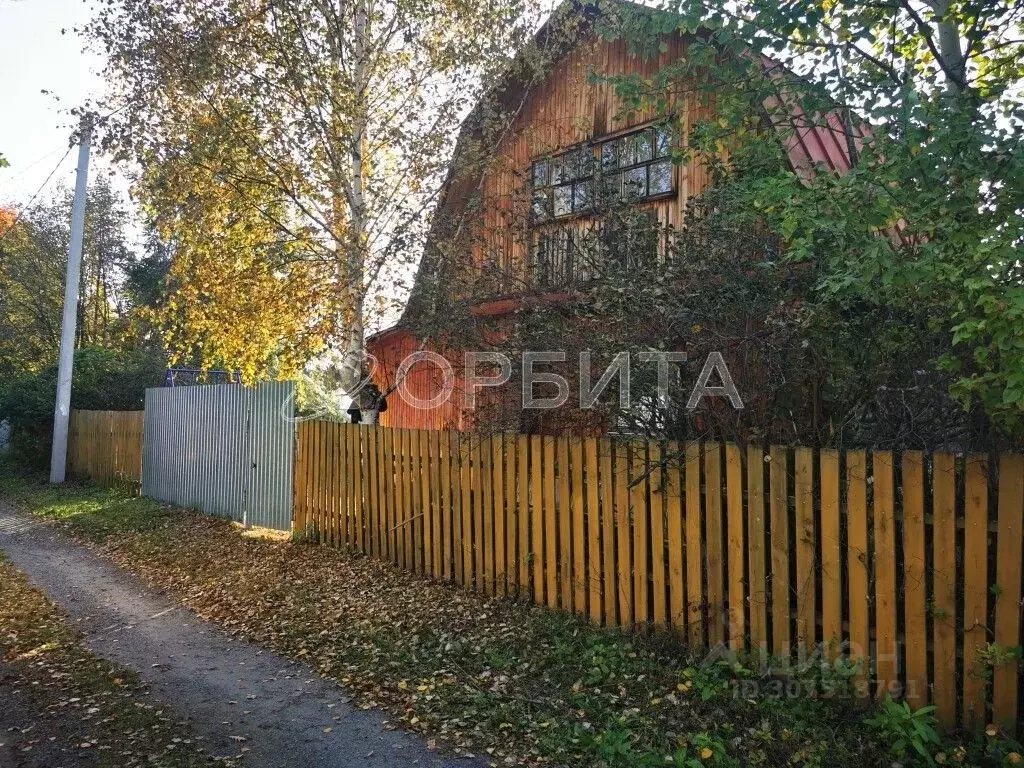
49, 117, 92, 484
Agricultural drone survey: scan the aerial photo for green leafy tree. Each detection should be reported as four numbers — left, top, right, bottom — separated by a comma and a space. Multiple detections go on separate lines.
437, 189, 978, 448
0, 201, 65, 378
590, 0, 1024, 440
119, 231, 172, 347
0, 346, 165, 467
0, 179, 160, 380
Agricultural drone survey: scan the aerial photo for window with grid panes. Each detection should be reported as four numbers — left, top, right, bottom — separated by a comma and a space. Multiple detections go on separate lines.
531, 145, 595, 222
530, 125, 674, 224
529, 125, 674, 284
533, 227, 592, 286
599, 125, 674, 202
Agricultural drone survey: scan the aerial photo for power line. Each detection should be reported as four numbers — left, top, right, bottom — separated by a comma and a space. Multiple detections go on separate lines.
0, 143, 75, 247
0, 144, 68, 191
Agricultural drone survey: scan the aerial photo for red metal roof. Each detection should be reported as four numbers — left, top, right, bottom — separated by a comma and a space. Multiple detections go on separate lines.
759, 56, 872, 179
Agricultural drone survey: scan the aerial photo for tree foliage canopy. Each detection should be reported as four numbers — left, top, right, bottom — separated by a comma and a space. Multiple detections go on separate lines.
87, 0, 541, 388
0, 346, 165, 467
0, 180, 168, 467
589, 0, 1024, 442
0, 179, 164, 380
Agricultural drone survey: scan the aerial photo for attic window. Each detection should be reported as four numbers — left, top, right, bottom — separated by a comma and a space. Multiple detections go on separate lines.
600, 125, 674, 201
531, 145, 594, 222
530, 124, 674, 223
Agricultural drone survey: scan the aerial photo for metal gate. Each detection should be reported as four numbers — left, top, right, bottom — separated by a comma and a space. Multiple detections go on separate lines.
141, 381, 295, 530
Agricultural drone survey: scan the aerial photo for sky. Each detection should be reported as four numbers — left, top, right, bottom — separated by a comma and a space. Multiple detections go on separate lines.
0, 0, 119, 209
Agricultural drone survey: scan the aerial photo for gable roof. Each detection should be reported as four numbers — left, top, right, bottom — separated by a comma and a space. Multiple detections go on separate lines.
395, 0, 866, 333
398, 0, 609, 330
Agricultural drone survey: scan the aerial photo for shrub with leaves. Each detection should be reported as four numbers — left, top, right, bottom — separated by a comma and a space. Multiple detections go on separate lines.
0, 346, 164, 467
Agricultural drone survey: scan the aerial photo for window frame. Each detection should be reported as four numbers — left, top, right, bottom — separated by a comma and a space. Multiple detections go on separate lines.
531, 143, 596, 222
529, 123, 676, 225
597, 124, 675, 204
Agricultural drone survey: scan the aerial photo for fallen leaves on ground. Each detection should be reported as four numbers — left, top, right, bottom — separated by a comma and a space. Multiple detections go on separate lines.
0, 469, 942, 767
0, 551, 225, 767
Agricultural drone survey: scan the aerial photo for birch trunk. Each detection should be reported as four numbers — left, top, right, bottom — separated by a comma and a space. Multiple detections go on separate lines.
332, 0, 369, 399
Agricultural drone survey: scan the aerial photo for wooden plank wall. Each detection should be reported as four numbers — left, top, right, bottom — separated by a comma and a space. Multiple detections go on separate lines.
466, 31, 715, 290
67, 409, 145, 487
295, 422, 1024, 733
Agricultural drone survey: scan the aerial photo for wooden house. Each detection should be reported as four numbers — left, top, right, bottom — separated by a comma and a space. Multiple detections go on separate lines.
369, 0, 860, 432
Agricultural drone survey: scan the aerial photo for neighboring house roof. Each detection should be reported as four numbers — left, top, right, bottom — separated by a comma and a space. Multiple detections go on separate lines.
391, 0, 867, 338
783, 106, 867, 175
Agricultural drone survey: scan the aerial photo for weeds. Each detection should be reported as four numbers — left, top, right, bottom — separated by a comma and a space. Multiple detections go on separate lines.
867, 698, 943, 764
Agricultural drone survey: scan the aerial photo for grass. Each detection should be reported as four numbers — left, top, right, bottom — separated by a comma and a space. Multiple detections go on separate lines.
0, 546, 220, 766
1, 461, 1021, 768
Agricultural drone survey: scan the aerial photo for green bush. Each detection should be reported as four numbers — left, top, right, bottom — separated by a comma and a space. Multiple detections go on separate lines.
0, 346, 165, 468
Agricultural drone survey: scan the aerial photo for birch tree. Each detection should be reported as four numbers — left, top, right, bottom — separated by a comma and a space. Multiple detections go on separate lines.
86, 0, 540, 391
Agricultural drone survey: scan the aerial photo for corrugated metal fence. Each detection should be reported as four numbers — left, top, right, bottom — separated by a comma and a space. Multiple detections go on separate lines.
142, 381, 295, 530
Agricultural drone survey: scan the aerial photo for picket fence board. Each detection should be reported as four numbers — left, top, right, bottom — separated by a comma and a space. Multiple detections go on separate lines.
293, 423, 1024, 734
67, 410, 144, 487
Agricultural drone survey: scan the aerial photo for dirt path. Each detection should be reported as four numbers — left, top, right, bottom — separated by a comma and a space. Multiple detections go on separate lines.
0, 503, 482, 768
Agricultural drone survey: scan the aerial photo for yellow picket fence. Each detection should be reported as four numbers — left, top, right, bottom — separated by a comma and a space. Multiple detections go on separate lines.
67, 409, 145, 487
293, 421, 1024, 732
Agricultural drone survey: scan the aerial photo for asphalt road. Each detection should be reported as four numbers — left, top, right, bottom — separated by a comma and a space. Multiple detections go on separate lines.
0, 502, 483, 768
